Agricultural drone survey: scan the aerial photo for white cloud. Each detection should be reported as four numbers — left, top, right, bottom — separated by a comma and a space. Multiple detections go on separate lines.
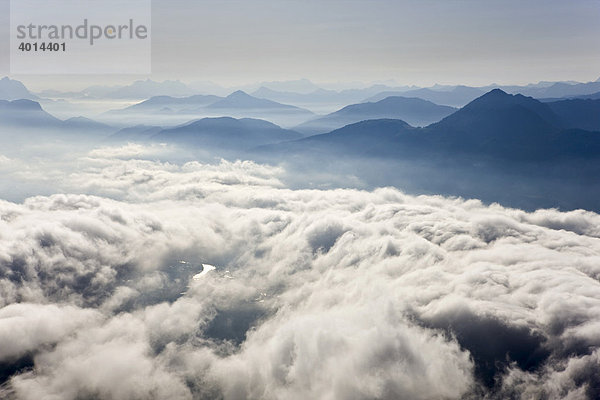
0, 153, 599, 399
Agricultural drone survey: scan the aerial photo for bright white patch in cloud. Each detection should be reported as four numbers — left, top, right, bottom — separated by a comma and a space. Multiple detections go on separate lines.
193, 264, 216, 281
87, 143, 173, 160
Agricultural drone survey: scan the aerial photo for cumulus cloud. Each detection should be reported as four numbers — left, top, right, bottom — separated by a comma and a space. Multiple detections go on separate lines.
87, 143, 175, 160
0, 304, 101, 361
0, 148, 600, 399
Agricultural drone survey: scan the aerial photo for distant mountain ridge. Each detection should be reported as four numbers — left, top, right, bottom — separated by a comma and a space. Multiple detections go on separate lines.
114, 94, 224, 114
273, 119, 419, 159
0, 99, 116, 138
207, 90, 310, 114
568, 91, 600, 100
251, 89, 600, 212
0, 99, 62, 128
152, 117, 302, 151
103, 90, 316, 128
366, 86, 486, 107
424, 89, 564, 159
250, 84, 418, 113
503, 80, 600, 99
294, 96, 456, 135
258, 89, 600, 162
37, 79, 201, 100
253, 78, 322, 94
0, 77, 39, 101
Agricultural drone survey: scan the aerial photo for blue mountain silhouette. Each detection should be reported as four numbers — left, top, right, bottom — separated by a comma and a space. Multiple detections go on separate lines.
295, 96, 456, 135
152, 117, 302, 150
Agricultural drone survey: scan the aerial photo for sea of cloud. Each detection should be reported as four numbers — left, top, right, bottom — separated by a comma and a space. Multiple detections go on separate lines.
0, 144, 599, 399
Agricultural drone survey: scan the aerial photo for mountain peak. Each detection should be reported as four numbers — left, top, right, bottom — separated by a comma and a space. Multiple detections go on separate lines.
0, 99, 62, 128
0, 77, 37, 101
228, 90, 251, 98
482, 88, 509, 97
432, 88, 563, 141
208, 90, 306, 113
464, 89, 535, 110
65, 116, 94, 122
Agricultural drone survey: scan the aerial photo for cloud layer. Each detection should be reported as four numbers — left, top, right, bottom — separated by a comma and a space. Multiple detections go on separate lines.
1, 147, 600, 399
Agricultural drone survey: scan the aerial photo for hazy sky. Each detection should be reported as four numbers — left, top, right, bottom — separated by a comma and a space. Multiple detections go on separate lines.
1, 0, 599, 90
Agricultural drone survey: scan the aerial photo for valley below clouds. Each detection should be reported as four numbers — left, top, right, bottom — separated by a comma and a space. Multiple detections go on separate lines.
0, 145, 599, 399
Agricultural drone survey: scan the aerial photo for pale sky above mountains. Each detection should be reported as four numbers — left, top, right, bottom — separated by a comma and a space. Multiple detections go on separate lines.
0, 0, 599, 90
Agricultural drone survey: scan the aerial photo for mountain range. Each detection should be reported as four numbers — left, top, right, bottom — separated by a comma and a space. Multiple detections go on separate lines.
1, 81, 599, 211
0, 99, 61, 128
5, 75, 600, 118
294, 96, 456, 135
565, 91, 600, 101
3, 85, 598, 162
262, 89, 599, 161
0, 77, 39, 101
0, 96, 304, 152
111, 94, 224, 114
104, 90, 315, 128
151, 117, 302, 151
249, 78, 322, 94
206, 90, 311, 115
249, 85, 416, 113
365, 86, 487, 107
252, 89, 600, 211
38, 79, 200, 100
249, 78, 600, 111
0, 99, 116, 141
501, 79, 600, 99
